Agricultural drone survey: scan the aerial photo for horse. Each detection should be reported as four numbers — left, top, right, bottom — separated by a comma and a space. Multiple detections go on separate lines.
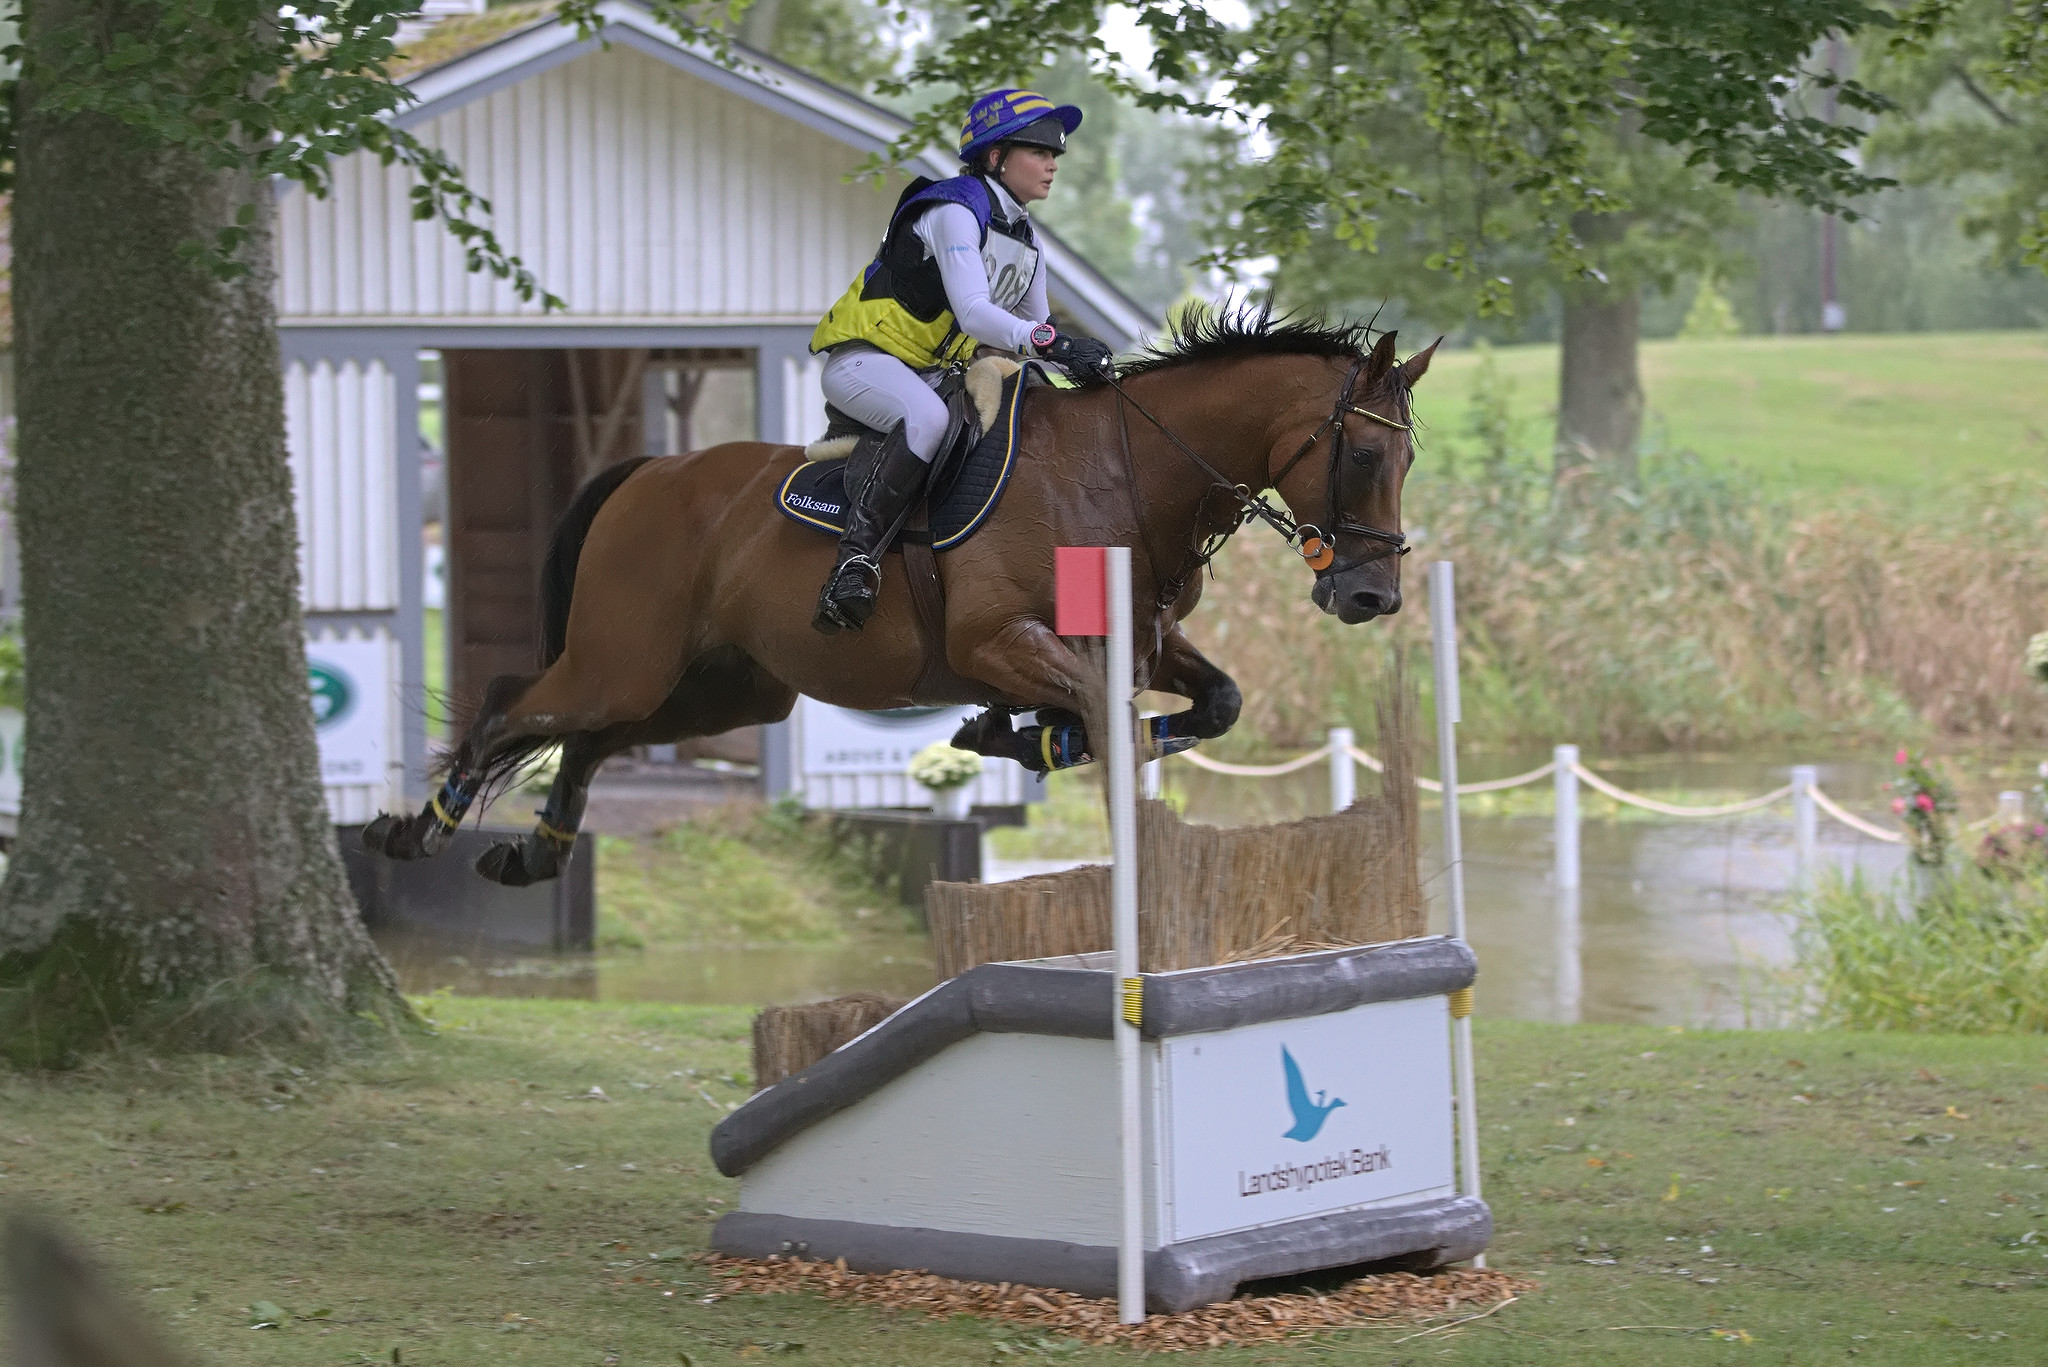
362, 307, 1438, 885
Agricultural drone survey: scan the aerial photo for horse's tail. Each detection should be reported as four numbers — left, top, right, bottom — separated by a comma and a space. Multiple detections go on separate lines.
538, 456, 654, 667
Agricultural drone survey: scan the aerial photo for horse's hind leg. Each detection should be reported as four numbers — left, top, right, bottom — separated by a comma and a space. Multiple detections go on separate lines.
362, 670, 543, 860
473, 647, 798, 886
470, 728, 614, 887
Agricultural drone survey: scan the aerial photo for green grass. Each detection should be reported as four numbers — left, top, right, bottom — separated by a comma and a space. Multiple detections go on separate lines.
595, 804, 907, 950
423, 605, 448, 741
986, 769, 1111, 860
1797, 866, 2048, 1034
5, 1002, 2045, 1364
1425, 331, 2048, 493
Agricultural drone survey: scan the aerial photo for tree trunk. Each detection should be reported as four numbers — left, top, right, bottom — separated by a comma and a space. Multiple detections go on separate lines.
1555, 285, 1644, 483
0, 0, 405, 1064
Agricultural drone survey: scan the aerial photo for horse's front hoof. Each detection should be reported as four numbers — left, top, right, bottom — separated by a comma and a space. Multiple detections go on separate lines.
363, 813, 421, 860
474, 838, 558, 887
950, 708, 1015, 755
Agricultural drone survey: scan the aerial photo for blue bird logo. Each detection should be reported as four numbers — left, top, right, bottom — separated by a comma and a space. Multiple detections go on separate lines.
1280, 1045, 1346, 1141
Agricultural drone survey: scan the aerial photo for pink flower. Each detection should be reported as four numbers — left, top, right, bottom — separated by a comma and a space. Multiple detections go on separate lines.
1892, 798, 1907, 814
1916, 792, 1935, 812
1895, 748, 1909, 765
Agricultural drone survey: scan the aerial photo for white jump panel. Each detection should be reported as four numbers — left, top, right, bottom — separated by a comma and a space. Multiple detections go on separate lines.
1162, 996, 1454, 1243
740, 1033, 1157, 1246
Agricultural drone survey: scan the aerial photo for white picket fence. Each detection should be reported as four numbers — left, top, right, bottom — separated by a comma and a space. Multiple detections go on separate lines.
1150, 729, 1929, 891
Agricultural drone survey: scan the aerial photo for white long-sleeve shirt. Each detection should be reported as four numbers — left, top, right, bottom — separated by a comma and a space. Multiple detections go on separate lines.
911, 177, 1050, 353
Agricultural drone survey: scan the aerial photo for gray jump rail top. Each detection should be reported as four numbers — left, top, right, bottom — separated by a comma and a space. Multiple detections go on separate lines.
711, 935, 1476, 1178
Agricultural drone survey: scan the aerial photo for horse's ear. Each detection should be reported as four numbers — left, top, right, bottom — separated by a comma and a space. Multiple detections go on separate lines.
1398, 337, 1444, 387
1364, 329, 1400, 387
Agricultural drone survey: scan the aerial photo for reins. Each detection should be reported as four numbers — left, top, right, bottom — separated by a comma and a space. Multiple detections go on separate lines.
1104, 356, 1411, 604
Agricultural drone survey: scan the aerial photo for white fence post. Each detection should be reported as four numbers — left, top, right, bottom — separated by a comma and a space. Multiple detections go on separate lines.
1427, 560, 1483, 1268
1327, 726, 1356, 812
1553, 744, 1580, 891
1791, 765, 1817, 888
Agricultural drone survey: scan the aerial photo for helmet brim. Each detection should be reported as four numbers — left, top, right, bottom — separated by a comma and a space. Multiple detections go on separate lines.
1000, 113, 1077, 153
960, 103, 1084, 163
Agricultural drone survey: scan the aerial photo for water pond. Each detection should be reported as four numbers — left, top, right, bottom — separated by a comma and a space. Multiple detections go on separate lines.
377, 749, 2029, 1027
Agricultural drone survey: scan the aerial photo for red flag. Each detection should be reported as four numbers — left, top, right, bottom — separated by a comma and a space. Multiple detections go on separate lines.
1055, 546, 1109, 636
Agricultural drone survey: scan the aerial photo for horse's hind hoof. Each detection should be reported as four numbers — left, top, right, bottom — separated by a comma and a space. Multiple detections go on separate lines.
474, 839, 559, 888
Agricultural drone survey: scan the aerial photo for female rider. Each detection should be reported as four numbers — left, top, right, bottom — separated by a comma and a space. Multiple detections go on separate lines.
808, 88, 1117, 634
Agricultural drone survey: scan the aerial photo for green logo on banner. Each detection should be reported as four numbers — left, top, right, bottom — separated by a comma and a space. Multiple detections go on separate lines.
309, 663, 354, 729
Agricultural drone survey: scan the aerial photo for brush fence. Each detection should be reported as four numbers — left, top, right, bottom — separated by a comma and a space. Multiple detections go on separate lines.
927, 795, 1424, 978
710, 938, 1488, 1311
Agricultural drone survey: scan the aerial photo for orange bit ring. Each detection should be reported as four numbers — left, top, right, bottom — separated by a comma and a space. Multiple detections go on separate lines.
1300, 536, 1334, 572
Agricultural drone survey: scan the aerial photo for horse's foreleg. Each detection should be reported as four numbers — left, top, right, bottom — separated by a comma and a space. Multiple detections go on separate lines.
362, 670, 540, 860
947, 622, 1112, 775
1148, 624, 1242, 743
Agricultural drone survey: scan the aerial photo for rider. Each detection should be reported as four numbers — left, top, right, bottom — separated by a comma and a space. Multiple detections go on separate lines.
807, 88, 1119, 634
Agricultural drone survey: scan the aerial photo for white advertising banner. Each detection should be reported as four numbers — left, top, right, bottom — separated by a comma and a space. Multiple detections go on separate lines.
306, 638, 390, 789
798, 699, 976, 775
1162, 995, 1455, 1243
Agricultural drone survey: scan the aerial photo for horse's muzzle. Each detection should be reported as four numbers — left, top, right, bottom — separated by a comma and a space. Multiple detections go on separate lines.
1312, 573, 1402, 623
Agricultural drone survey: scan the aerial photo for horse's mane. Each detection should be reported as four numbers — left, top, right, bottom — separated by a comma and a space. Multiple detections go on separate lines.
1112, 303, 1408, 402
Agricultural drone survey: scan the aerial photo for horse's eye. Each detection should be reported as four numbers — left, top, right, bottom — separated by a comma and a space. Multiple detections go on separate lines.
1349, 445, 1377, 467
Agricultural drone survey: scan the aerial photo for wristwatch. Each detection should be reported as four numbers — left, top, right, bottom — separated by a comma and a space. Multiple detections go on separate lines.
1028, 322, 1057, 352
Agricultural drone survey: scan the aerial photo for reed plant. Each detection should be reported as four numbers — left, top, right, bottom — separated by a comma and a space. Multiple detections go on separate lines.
1188, 351, 2048, 752
1794, 867, 2048, 1033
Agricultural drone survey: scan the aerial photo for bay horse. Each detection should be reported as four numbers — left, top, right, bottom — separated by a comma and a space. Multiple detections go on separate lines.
363, 308, 1438, 885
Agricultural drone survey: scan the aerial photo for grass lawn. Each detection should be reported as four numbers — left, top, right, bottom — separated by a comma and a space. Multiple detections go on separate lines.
4, 1000, 2045, 1364
595, 805, 908, 950
1424, 331, 2048, 495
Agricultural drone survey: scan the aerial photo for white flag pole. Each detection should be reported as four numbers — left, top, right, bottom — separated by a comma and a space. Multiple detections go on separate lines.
1105, 546, 1145, 1323
1428, 559, 1484, 1268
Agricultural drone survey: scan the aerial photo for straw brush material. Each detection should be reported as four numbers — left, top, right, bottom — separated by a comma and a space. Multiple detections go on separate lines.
928, 667, 1422, 978
751, 992, 910, 1091
707, 1255, 1533, 1351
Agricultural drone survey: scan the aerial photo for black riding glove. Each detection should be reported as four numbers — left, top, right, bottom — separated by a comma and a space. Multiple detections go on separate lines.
1033, 329, 1116, 383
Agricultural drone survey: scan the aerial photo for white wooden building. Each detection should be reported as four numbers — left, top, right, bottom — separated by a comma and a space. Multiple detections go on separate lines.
278, 0, 1154, 819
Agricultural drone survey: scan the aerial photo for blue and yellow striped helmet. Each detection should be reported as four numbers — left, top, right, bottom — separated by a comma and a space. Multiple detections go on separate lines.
958, 88, 1083, 164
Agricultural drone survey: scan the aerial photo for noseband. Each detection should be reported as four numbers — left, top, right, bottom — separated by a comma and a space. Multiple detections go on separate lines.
1105, 356, 1410, 595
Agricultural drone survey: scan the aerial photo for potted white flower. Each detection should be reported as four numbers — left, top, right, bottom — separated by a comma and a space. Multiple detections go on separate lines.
908, 741, 983, 820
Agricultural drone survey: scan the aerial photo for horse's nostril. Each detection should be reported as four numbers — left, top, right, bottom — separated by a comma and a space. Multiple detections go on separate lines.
1351, 587, 1399, 617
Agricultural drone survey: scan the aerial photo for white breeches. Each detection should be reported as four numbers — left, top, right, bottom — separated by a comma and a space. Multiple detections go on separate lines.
819, 346, 950, 463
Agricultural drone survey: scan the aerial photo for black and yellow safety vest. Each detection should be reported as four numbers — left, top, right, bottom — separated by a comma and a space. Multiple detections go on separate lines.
811, 175, 1040, 370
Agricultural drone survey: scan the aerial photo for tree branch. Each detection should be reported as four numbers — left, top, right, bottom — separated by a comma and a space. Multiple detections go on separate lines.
1952, 63, 2020, 127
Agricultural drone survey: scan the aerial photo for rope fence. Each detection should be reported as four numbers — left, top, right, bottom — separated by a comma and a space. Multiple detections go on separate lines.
1151, 728, 1915, 891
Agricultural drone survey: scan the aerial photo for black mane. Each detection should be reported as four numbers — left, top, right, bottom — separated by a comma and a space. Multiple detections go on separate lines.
1115, 302, 1393, 388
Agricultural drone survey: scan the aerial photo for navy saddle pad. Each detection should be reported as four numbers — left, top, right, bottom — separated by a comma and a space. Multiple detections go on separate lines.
776, 363, 1042, 551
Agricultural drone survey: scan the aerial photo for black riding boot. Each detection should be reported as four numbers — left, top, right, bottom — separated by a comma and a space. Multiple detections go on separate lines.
812, 423, 930, 634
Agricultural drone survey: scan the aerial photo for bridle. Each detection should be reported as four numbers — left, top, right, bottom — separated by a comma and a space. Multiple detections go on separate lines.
1106, 355, 1411, 603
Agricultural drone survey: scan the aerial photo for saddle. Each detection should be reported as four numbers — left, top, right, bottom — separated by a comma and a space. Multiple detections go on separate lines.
780, 356, 1040, 549
778, 356, 1048, 696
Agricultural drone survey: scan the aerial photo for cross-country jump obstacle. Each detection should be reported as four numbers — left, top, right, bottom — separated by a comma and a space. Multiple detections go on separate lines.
711, 557, 1486, 1320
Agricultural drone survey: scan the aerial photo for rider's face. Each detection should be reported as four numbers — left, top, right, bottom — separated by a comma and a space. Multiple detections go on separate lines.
997, 147, 1060, 204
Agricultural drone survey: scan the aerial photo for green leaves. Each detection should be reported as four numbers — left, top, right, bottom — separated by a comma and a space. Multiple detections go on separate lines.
11, 0, 559, 304
876, 0, 1906, 300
